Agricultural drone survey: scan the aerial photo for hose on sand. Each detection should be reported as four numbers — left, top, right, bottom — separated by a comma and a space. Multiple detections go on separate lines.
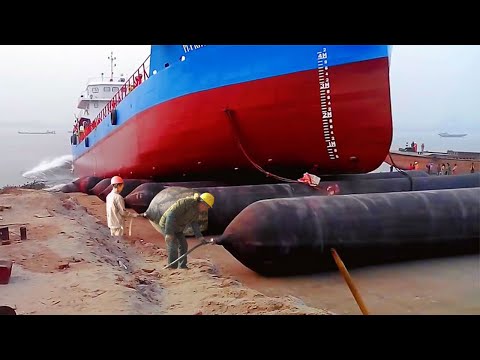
162, 238, 216, 270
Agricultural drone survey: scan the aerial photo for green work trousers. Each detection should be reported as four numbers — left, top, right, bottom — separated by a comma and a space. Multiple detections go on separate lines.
164, 231, 188, 269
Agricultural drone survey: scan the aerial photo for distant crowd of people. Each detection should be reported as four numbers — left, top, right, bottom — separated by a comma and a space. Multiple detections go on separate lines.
431, 162, 456, 175
397, 140, 476, 175
391, 161, 475, 175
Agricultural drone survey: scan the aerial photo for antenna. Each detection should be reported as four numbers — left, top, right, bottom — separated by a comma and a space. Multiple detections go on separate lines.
108, 51, 117, 81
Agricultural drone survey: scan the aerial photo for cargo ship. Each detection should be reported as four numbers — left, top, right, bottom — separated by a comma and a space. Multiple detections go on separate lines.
439, 132, 467, 138
19, 130, 56, 135
70, 45, 393, 182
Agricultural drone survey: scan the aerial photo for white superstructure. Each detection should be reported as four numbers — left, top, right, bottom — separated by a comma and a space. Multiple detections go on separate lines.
71, 51, 150, 146
75, 51, 126, 124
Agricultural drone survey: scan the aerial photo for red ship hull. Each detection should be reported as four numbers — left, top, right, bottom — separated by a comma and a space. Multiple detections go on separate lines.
73, 57, 393, 181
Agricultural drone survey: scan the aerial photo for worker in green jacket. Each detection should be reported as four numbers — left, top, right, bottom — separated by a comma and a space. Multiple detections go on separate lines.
159, 192, 215, 269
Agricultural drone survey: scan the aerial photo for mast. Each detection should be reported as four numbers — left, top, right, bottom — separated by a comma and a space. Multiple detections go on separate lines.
108, 51, 117, 81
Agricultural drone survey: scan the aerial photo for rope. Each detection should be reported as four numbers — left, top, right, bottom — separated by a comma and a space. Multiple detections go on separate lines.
224, 108, 317, 185
388, 152, 414, 191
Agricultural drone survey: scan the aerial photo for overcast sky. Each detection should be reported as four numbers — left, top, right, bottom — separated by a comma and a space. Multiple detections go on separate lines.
389, 45, 480, 134
0, 45, 478, 133
0, 45, 150, 128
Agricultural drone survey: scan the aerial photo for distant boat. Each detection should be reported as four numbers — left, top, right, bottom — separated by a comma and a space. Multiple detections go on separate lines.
386, 147, 479, 175
438, 132, 467, 138
18, 130, 56, 135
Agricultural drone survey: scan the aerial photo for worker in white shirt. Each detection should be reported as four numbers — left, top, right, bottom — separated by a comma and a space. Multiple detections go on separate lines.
106, 176, 138, 236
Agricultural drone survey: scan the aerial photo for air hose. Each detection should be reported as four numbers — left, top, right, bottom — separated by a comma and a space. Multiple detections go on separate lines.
388, 153, 414, 191
162, 238, 216, 270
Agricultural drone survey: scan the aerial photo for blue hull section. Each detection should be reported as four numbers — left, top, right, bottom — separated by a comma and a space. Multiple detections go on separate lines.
72, 45, 391, 160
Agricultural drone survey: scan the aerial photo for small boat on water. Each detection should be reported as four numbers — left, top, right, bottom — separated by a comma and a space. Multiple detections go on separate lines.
439, 132, 467, 138
385, 146, 479, 175
18, 130, 56, 135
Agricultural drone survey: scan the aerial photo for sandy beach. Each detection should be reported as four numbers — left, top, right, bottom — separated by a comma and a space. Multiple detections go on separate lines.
1, 188, 478, 315
0, 188, 332, 315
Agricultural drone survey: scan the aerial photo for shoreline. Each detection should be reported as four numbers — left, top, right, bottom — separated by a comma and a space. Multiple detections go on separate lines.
0, 180, 47, 193
0, 188, 333, 315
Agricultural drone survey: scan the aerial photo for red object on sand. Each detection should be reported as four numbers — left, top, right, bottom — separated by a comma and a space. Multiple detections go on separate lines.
0, 260, 13, 285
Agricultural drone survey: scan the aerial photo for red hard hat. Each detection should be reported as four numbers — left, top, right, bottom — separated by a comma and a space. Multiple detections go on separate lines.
111, 176, 124, 185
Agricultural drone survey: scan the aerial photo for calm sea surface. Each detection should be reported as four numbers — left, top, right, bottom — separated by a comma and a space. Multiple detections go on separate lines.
0, 127, 73, 188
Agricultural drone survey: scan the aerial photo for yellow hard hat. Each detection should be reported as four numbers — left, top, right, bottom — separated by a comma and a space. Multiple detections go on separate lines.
200, 193, 214, 208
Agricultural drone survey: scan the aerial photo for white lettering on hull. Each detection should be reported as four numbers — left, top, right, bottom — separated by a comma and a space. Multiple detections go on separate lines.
317, 47, 339, 160
182, 45, 206, 53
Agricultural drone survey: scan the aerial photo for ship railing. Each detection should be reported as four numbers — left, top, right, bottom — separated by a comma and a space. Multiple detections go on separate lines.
77, 55, 151, 143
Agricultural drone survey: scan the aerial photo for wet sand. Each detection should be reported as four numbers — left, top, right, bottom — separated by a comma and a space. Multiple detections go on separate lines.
75, 193, 480, 315
169, 242, 480, 315
218, 254, 479, 315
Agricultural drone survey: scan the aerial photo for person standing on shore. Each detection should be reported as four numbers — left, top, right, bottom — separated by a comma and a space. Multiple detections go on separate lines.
446, 163, 452, 175
106, 176, 138, 236
426, 163, 432, 174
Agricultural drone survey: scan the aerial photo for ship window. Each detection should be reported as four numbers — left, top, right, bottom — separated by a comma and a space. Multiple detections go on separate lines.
94, 102, 99, 108
92, 87, 99, 93
104, 87, 111, 92
112, 87, 119, 92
